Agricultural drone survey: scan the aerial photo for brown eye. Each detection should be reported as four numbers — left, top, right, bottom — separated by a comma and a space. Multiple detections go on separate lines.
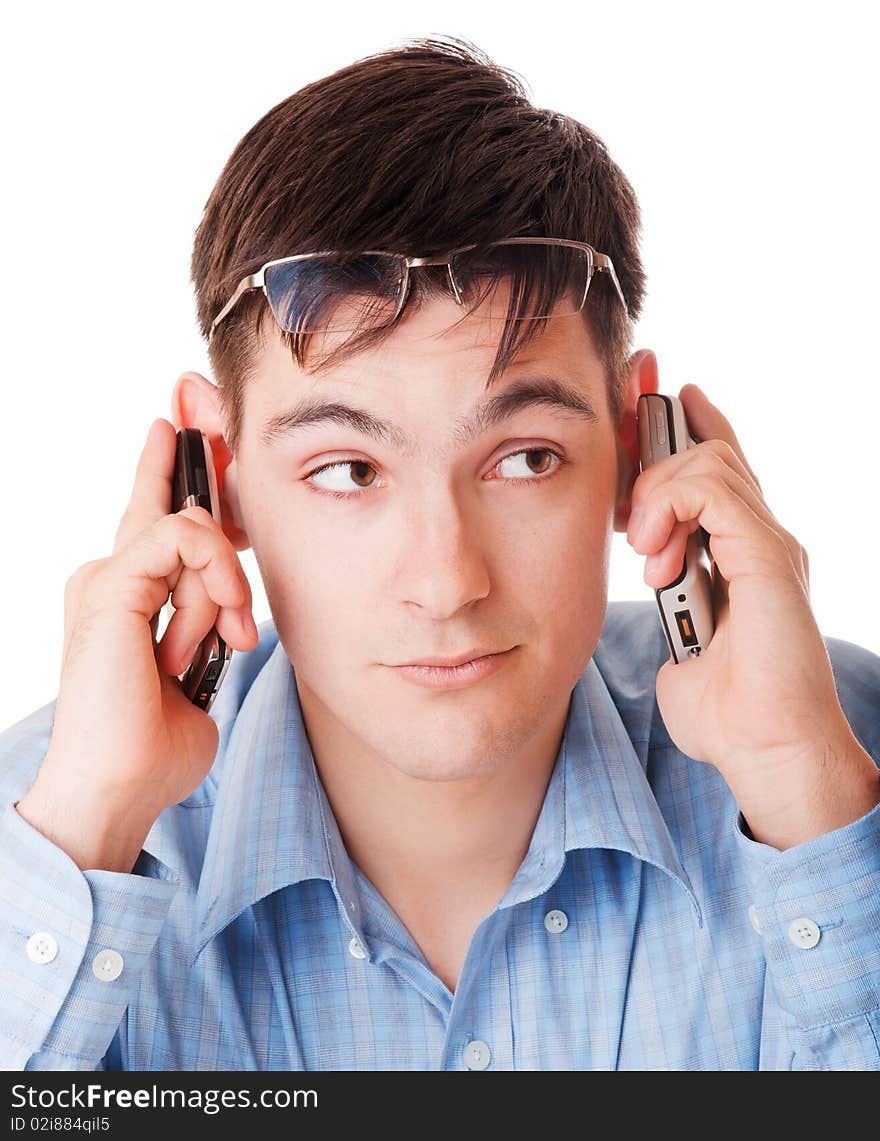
307, 459, 379, 494
526, 449, 553, 474
495, 448, 560, 480
349, 461, 376, 488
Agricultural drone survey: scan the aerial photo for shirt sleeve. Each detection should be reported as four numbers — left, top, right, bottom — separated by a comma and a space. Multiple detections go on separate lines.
734, 797, 880, 1070
0, 800, 179, 1070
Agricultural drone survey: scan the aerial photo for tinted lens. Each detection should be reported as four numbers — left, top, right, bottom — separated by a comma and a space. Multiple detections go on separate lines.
450, 242, 591, 320
265, 253, 406, 335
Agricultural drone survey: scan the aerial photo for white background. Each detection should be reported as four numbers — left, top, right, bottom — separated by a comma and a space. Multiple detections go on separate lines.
2, 0, 877, 731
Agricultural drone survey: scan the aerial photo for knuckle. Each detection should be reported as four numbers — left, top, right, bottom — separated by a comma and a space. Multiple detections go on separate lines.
704, 445, 731, 474
777, 525, 796, 547
772, 529, 795, 561
778, 526, 804, 559
115, 508, 147, 545
65, 559, 103, 597
714, 438, 737, 462
63, 573, 82, 609
690, 439, 733, 473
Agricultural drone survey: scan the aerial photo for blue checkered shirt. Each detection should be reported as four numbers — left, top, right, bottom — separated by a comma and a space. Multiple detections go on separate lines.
2, 601, 879, 1070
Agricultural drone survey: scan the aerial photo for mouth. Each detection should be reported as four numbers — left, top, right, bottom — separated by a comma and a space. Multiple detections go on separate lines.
397, 646, 513, 669
390, 647, 517, 691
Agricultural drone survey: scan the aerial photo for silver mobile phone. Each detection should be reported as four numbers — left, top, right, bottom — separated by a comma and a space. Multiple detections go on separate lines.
170, 428, 232, 711
636, 393, 715, 663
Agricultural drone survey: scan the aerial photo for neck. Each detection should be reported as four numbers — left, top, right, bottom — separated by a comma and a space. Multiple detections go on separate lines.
300, 689, 571, 906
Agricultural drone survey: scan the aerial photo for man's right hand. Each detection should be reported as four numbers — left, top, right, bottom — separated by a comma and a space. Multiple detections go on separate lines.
15, 418, 258, 873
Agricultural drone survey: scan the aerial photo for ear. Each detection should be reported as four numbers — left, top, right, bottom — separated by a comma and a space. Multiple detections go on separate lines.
613, 349, 659, 533
170, 371, 251, 552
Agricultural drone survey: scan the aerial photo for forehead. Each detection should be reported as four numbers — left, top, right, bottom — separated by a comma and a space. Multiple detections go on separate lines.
242, 292, 609, 455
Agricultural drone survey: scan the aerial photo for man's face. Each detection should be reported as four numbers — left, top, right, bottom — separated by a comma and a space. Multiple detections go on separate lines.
212, 293, 652, 783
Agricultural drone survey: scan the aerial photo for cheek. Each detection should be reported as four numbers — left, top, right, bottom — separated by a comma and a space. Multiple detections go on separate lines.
256, 528, 361, 632
493, 472, 615, 590
243, 498, 355, 651
498, 478, 615, 685
528, 489, 613, 635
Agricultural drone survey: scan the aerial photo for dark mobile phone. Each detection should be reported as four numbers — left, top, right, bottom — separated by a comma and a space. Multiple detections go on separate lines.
636, 393, 716, 663
170, 428, 232, 711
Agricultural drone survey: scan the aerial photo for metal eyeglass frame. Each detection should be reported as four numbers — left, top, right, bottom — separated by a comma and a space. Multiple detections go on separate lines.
208, 236, 629, 344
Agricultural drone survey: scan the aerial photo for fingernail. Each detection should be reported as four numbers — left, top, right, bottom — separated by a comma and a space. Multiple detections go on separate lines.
241, 612, 258, 639
628, 506, 644, 539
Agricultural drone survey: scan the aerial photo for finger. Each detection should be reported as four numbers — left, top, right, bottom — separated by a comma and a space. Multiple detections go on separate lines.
677, 384, 763, 494
632, 448, 809, 595
158, 509, 255, 669
635, 437, 762, 517
103, 512, 250, 637
645, 524, 732, 635
113, 418, 178, 556
633, 471, 801, 588
681, 388, 814, 596
643, 518, 701, 586
148, 504, 226, 646
167, 505, 253, 610
632, 445, 775, 545
156, 580, 255, 678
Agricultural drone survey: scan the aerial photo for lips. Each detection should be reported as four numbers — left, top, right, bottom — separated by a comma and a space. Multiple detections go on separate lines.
391, 647, 516, 690
397, 648, 509, 668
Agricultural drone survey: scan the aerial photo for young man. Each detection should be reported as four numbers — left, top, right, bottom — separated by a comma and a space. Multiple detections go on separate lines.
2, 37, 878, 1071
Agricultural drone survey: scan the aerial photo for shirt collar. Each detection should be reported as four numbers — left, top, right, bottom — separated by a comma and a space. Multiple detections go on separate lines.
178, 611, 700, 964
494, 655, 701, 924
184, 634, 343, 963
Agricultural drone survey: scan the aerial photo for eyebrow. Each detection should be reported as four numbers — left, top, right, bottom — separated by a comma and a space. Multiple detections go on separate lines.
259, 373, 599, 455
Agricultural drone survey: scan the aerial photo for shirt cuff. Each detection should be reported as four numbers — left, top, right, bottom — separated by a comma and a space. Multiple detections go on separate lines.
0, 801, 178, 1069
733, 798, 880, 1028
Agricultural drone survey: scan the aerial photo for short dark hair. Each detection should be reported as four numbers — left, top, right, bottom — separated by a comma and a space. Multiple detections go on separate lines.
191, 36, 646, 456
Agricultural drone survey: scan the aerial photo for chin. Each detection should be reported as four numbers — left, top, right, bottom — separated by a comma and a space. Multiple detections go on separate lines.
384, 750, 509, 784
368, 703, 540, 784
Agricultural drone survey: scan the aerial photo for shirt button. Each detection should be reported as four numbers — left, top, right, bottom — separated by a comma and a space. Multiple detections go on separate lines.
463, 1039, 491, 1070
26, 932, 58, 964
748, 904, 762, 934
787, 918, 821, 949
348, 936, 367, 960
544, 909, 569, 933
92, 949, 124, 981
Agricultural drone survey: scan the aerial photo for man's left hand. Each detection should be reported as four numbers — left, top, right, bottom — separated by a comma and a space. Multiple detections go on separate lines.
627, 383, 879, 848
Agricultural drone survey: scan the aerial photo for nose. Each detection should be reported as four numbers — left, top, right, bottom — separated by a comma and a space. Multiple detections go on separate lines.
395, 485, 492, 619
